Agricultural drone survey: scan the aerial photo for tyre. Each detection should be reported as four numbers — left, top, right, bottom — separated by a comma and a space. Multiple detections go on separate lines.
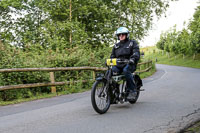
91, 80, 111, 114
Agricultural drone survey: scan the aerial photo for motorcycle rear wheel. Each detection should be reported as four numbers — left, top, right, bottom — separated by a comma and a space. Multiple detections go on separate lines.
91, 80, 111, 114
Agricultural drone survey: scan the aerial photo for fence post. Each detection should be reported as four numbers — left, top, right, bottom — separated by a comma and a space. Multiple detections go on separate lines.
92, 71, 95, 81
50, 72, 56, 93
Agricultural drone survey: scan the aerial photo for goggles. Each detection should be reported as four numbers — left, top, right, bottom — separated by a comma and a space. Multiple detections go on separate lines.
117, 33, 127, 36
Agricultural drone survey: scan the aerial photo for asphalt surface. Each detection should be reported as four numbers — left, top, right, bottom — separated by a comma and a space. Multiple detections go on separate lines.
0, 64, 200, 133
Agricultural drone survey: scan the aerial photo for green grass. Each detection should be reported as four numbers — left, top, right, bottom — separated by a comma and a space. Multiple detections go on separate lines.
183, 121, 200, 133
0, 93, 58, 106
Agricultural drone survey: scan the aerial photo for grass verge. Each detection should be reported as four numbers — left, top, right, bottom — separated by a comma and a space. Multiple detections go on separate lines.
0, 87, 90, 106
183, 121, 200, 133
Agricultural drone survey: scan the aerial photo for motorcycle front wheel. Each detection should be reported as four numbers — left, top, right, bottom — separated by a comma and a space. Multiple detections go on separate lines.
91, 80, 110, 114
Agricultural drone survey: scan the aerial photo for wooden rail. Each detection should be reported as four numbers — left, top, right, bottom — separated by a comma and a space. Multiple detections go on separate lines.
0, 67, 107, 73
0, 60, 152, 92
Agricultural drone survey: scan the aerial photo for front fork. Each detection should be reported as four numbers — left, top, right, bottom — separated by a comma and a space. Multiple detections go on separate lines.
96, 69, 111, 99
118, 80, 127, 103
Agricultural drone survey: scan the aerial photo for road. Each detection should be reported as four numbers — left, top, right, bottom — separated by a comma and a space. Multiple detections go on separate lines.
0, 64, 200, 133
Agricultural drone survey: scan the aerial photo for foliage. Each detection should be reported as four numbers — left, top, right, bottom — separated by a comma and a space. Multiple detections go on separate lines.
156, 5, 200, 57
177, 29, 190, 55
0, 41, 112, 101
0, 0, 172, 48
156, 33, 166, 50
189, 6, 200, 54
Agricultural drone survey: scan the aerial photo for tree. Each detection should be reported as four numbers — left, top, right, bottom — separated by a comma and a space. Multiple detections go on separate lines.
156, 33, 167, 50
168, 26, 179, 55
188, 5, 200, 57
156, 26, 179, 58
0, 0, 173, 49
176, 29, 190, 59
0, 0, 47, 48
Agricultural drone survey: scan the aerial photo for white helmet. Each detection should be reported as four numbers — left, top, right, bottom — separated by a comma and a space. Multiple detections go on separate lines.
115, 27, 129, 39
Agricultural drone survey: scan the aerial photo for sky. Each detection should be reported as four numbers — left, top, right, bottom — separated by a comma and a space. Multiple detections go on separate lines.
139, 0, 199, 47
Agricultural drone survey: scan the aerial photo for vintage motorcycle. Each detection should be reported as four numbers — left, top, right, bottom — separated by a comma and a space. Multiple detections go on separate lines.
91, 58, 143, 114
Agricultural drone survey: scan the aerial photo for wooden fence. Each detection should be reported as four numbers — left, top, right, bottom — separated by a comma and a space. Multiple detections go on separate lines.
0, 60, 152, 92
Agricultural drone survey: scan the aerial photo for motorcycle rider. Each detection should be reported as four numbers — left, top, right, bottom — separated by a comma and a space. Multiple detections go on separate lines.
110, 27, 140, 100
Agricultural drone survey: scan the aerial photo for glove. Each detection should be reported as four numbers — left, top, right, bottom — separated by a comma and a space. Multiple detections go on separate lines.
129, 59, 135, 65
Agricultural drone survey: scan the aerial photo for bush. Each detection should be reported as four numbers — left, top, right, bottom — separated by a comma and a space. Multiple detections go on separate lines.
0, 43, 112, 101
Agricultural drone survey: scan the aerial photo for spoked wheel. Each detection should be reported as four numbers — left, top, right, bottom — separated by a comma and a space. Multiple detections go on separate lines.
91, 80, 110, 114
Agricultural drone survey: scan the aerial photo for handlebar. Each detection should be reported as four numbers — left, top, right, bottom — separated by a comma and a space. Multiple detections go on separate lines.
116, 59, 129, 64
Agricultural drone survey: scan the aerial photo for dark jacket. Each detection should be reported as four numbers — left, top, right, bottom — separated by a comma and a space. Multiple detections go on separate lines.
110, 39, 140, 69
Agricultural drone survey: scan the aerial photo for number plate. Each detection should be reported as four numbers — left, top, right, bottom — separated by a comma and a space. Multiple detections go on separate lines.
106, 58, 117, 66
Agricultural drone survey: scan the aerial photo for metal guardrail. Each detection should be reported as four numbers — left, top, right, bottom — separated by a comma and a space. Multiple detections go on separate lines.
0, 60, 152, 92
